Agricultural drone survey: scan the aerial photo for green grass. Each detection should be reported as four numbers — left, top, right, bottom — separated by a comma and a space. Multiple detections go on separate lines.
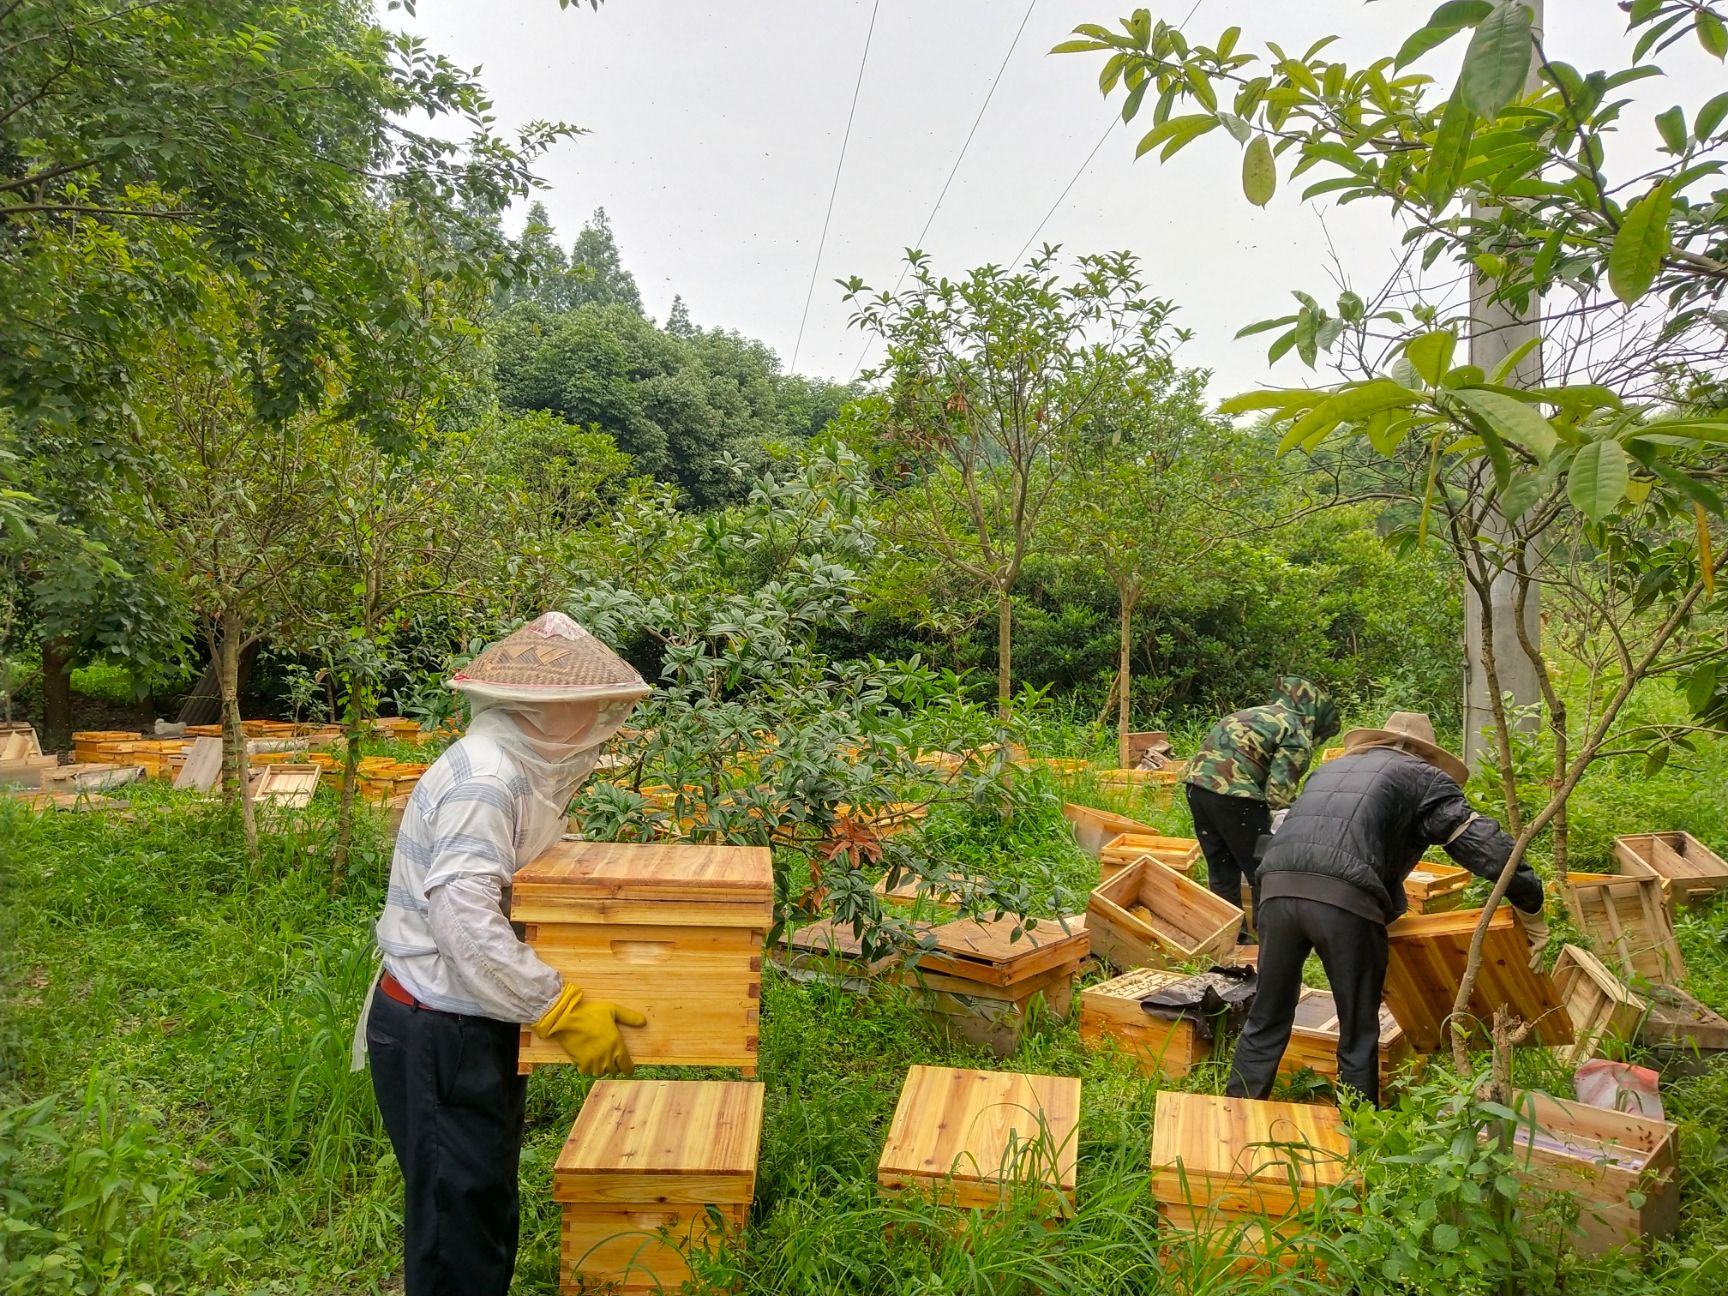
4, 731, 1728, 1295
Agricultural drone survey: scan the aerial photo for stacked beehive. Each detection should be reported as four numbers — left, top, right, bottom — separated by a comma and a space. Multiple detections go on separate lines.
897, 914, 1089, 1057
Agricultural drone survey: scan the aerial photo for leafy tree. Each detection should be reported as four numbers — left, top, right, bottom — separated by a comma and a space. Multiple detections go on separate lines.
845, 248, 1180, 716
500, 200, 576, 311
1064, 0, 1728, 1073
568, 207, 644, 314
665, 294, 695, 338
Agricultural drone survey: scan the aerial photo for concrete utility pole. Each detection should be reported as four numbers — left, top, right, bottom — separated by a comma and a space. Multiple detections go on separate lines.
1463, 0, 1545, 768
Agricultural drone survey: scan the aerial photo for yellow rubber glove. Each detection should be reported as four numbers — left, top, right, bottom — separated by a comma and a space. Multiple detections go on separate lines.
533, 984, 648, 1077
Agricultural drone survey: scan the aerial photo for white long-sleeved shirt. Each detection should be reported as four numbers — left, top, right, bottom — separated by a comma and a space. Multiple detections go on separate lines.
373, 733, 567, 1022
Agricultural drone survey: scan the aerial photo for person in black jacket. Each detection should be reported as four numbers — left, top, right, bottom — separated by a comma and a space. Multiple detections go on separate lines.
1225, 711, 1548, 1107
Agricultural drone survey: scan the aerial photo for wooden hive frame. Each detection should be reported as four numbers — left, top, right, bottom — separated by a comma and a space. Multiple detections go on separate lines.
1562, 871, 1686, 987
1382, 907, 1573, 1053
1062, 803, 1161, 859
1402, 861, 1471, 914
1550, 944, 1643, 1066
877, 1066, 1081, 1217
1281, 987, 1412, 1092
1078, 967, 1214, 1080
1100, 832, 1203, 881
1508, 1090, 1679, 1256
1149, 1092, 1350, 1222
1613, 831, 1728, 914
1087, 856, 1241, 971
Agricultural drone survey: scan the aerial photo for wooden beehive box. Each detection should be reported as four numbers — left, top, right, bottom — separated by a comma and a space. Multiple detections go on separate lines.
1563, 871, 1686, 987
1281, 987, 1411, 1092
1550, 944, 1643, 1066
1062, 802, 1161, 858
553, 1079, 761, 1294
254, 763, 322, 808
1096, 763, 1188, 788
878, 1066, 1080, 1217
1079, 968, 1215, 1080
511, 842, 772, 1074
1613, 831, 1728, 913
1088, 856, 1242, 971
0, 755, 58, 788
871, 868, 988, 912
900, 915, 1088, 1056
40, 762, 145, 793
129, 739, 187, 779
1100, 832, 1203, 882
1637, 983, 1728, 1053
1150, 1092, 1349, 1222
1402, 861, 1471, 914
1382, 907, 1573, 1053
770, 917, 892, 990
0, 724, 43, 761
70, 730, 140, 763
1508, 1090, 1679, 1256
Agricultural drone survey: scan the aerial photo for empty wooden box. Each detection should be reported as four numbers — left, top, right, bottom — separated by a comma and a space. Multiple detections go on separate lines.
900, 915, 1088, 1056
1150, 1092, 1350, 1224
878, 1066, 1080, 1217
1079, 968, 1215, 1080
1563, 872, 1686, 987
1508, 1090, 1679, 1256
554, 1080, 762, 1294
1062, 802, 1161, 858
1550, 944, 1643, 1066
511, 842, 773, 1074
1280, 987, 1412, 1093
1100, 832, 1203, 882
253, 763, 322, 808
1382, 907, 1573, 1053
1613, 831, 1728, 913
1088, 856, 1242, 971
1402, 861, 1471, 914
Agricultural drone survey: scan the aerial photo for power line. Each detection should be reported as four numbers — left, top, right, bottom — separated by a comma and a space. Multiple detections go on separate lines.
849, 0, 1040, 381
791, 0, 882, 373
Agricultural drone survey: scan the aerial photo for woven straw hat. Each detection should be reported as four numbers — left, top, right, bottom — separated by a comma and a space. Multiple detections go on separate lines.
1339, 711, 1469, 785
450, 612, 650, 705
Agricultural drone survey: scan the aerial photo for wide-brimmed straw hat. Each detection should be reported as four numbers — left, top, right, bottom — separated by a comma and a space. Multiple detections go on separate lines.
450, 612, 650, 706
1339, 711, 1469, 785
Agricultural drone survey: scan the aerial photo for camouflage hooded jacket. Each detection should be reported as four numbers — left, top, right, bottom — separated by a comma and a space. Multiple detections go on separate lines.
1183, 677, 1341, 809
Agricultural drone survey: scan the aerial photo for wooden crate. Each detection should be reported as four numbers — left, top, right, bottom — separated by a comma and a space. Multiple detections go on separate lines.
254, 763, 321, 808
0, 724, 43, 761
1079, 968, 1214, 1080
1062, 803, 1161, 858
1382, 907, 1573, 1053
1100, 832, 1203, 882
1281, 987, 1411, 1092
1613, 831, 1728, 913
0, 755, 58, 788
1508, 1090, 1679, 1256
40, 762, 145, 793
1637, 983, 1728, 1053
914, 915, 1089, 989
901, 915, 1086, 1056
554, 1079, 761, 1295
1149, 1092, 1349, 1221
512, 842, 772, 1074
1087, 857, 1242, 971
1550, 945, 1643, 1067
1562, 872, 1686, 987
878, 1066, 1080, 1216
1402, 861, 1471, 914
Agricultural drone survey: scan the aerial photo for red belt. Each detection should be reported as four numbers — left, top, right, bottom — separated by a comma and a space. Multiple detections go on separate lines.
379, 969, 434, 1011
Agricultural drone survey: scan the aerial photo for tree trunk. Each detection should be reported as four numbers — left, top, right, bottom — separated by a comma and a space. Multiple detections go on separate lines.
995, 589, 1012, 720
331, 680, 365, 895
40, 637, 75, 753
1116, 590, 1139, 768
216, 611, 257, 857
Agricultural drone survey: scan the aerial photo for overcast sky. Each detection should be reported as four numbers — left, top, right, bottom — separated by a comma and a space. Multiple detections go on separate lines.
400, 1, 1717, 397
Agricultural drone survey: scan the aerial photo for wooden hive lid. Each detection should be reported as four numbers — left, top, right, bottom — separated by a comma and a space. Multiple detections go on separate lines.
553, 1080, 764, 1205
1149, 1092, 1349, 1197
918, 915, 1089, 987
878, 1065, 1080, 1193
515, 841, 773, 904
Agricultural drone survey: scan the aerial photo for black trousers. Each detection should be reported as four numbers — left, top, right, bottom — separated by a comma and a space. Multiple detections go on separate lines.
1226, 894, 1389, 1106
1185, 784, 1270, 934
368, 989, 528, 1296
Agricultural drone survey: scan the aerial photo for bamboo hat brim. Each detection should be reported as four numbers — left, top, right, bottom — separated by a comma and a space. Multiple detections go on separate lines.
449, 612, 650, 705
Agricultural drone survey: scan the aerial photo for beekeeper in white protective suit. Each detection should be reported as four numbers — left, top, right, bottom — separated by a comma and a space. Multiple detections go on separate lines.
356, 612, 649, 1296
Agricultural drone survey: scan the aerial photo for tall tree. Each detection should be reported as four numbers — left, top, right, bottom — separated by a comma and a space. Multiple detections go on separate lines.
845, 248, 1179, 715
569, 207, 644, 314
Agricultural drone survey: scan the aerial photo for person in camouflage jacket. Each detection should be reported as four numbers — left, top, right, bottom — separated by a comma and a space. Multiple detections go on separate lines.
1183, 677, 1340, 935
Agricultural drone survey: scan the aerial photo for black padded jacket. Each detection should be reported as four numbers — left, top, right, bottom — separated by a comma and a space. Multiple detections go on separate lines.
1256, 747, 1544, 925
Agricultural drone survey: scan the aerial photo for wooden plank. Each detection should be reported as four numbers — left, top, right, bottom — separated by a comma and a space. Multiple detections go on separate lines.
877, 1066, 1080, 1212
1550, 945, 1643, 1067
1078, 968, 1212, 1080
554, 1080, 763, 1203
915, 916, 1090, 988
1062, 803, 1161, 858
1149, 1092, 1349, 1220
513, 842, 774, 919
1281, 987, 1411, 1090
1562, 872, 1686, 986
1614, 831, 1728, 913
173, 736, 224, 792
1086, 856, 1241, 971
1382, 907, 1573, 1052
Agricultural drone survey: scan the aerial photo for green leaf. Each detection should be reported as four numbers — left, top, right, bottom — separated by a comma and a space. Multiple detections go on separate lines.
1395, 1, 1493, 67
1655, 105, 1689, 153
1697, 91, 1728, 140
1499, 469, 1544, 522
1458, 2, 1534, 117
1567, 439, 1630, 521
1135, 114, 1218, 159
1405, 330, 1456, 385
1607, 184, 1673, 304
1234, 314, 1299, 339
1488, 334, 1541, 384
1432, 1223, 1462, 1252
1294, 311, 1320, 368
1424, 91, 1475, 209
1451, 388, 1558, 459
1219, 112, 1253, 144
1216, 388, 1325, 415
1242, 134, 1277, 206
1699, 11, 1728, 59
